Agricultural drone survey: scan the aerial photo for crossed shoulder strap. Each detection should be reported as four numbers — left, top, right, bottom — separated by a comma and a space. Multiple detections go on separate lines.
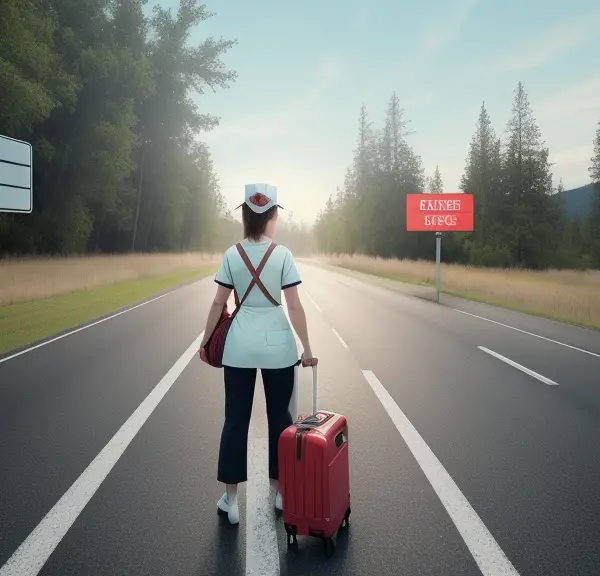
234, 242, 280, 307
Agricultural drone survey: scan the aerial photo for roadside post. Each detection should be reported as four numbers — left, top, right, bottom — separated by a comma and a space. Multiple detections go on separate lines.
435, 231, 442, 302
406, 193, 474, 304
0, 135, 33, 214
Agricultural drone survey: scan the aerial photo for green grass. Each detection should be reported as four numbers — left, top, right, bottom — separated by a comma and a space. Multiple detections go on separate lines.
0, 266, 217, 356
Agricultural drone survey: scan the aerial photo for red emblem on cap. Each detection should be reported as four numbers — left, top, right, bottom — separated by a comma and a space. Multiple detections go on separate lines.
249, 192, 270, 206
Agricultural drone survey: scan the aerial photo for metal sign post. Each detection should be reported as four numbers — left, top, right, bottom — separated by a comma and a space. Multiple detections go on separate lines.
406, 193, 474, 304
0, 135, 33, 214
435, 232, 442, 303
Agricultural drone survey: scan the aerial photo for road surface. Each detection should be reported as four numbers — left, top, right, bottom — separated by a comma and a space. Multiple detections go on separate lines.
1, 262, 599, 576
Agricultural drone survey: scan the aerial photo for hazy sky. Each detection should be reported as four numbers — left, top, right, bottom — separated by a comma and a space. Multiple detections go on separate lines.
151, 0, 600, 224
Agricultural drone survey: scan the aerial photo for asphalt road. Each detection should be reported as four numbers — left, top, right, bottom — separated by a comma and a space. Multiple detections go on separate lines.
1, 262, 599, 576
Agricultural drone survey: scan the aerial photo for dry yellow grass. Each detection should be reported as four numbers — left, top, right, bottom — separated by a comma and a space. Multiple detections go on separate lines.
0, 252, 222, 306
318, 253, 600, 329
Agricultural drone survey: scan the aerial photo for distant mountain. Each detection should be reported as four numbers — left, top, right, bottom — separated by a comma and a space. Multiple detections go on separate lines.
557, 183, 595, 219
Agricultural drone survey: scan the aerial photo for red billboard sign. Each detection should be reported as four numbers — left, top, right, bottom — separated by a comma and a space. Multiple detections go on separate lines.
406, 193, 474, 232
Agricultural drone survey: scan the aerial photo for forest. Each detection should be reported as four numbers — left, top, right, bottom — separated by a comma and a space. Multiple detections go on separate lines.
314, 84, 600, 270
0, 0, 243, 255
2, 1, 599, 272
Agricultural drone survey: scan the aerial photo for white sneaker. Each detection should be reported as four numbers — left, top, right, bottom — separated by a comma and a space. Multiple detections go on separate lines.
275, 491, 283, 512
217, 492, 239, 525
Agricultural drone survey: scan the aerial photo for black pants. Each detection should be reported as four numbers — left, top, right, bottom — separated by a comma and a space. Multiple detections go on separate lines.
217, 364, 295, 484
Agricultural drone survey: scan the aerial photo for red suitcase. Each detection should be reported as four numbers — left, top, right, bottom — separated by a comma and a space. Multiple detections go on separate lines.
278, 365, 351, 557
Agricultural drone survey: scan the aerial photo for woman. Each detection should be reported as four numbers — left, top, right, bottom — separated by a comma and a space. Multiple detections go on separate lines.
199, 183, 317, 525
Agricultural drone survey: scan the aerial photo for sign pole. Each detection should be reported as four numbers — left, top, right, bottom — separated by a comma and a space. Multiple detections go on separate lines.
405, 193, 474, 305
435, 232, 442, 304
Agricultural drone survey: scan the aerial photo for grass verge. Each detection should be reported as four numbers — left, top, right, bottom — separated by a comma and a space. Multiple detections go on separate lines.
0, 251, 221, 306
315, 254, 600, 331
0, 266, 217, 356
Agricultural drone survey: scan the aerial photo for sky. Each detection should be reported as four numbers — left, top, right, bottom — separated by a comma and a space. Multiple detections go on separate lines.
150, 0, 600, 225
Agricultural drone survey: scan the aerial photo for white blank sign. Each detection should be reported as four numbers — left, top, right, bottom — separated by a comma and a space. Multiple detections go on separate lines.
0, 135, 32, 213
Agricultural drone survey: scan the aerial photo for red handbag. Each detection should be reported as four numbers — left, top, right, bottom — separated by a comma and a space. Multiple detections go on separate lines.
202, 241, 279, 367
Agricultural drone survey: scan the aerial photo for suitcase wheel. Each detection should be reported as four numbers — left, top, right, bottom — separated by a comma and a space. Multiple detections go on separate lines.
324, 535, 336, 557
324, 507, 351, 558
284, 524, 297, 546
342, 506, 351, 528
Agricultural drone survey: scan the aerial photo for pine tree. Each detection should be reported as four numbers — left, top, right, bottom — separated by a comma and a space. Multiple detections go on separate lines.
375, 93, 425, 258
380, 92, 409, 174
502, 82, 561, 268
373, 95, 407, 255
459, 103, 506, 265
349, 104, 377, 253
591, 121, 600, 183
314, 195, 338, 254
428, 166, 444, 194
354, 103, 376, 192
314, 94, 426, 260
551, 178, 581, 267
588, 121, 600, 267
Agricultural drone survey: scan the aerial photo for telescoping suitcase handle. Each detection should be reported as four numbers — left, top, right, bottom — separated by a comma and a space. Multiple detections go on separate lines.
311, 364, 318, 415
296, 364, 334, 430
294, 358, 319, 415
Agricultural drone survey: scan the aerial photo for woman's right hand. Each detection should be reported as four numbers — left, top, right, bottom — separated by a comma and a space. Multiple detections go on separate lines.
301, 352, 318, 367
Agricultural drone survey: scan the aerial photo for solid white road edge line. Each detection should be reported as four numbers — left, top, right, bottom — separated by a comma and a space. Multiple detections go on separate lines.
361, 369, 521, 576
454, 308, 600, 359
246, 438, 280, 576
331, 328, 348, 348
0, 279, 207, 365
302, 289, 322, 313
0, 332, 204, 576
477, 346, 559, 386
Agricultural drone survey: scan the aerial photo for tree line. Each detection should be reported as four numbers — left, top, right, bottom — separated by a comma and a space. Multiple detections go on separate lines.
217, 211, 315, 257
0, 0, 237, 255
314, 82, 600, 270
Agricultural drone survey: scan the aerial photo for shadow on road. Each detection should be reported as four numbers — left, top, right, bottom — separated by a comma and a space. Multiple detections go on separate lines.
282, 525, 352, 575
195, 513, 242, 576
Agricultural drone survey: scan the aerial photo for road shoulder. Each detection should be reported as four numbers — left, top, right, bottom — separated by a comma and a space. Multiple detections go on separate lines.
299, 259, 600, 355
0, 266, 217, 359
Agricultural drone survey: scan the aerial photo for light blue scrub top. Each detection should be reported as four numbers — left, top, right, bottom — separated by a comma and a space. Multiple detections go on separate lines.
214, 239, 302, 369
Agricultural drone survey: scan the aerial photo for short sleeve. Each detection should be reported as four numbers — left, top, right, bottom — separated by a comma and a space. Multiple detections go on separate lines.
215, 252, 234, 289
281, 249, 302, 289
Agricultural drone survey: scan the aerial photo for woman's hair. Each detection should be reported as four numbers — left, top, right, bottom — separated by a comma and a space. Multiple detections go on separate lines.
242, 204, 277, 241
